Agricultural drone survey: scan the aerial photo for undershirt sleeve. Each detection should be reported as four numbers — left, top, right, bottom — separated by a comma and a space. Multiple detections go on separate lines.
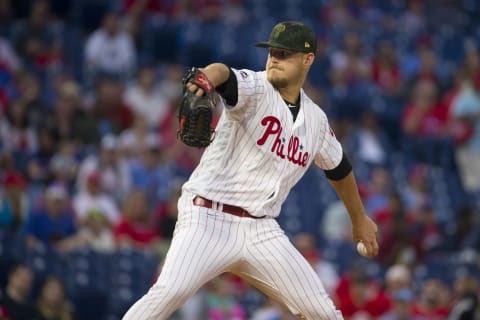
215, 68, 238, 106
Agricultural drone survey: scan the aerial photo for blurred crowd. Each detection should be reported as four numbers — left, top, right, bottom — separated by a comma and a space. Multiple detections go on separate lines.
0, 0, 480, 319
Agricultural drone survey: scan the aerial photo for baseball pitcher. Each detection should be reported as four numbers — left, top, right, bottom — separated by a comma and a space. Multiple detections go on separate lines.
123, 21, 378, 320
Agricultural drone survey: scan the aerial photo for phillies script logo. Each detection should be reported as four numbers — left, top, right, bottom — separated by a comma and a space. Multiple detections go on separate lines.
256, 116, 309, 167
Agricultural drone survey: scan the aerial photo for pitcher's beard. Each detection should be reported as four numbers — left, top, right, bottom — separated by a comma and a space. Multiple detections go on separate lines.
268, 76, 289, 89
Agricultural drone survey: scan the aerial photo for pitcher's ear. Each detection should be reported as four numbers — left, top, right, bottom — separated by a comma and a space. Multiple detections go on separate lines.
304, 53, 315, 67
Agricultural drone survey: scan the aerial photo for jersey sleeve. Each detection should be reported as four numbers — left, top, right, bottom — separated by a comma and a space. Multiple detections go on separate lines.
226, 68, 266, 110
314, 112, 343, 170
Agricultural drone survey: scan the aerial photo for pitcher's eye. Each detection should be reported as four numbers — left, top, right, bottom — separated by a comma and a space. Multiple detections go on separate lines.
269, 49, 294, 60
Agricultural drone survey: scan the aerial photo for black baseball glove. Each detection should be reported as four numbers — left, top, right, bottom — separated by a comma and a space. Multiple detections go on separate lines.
177, 67, 215, 148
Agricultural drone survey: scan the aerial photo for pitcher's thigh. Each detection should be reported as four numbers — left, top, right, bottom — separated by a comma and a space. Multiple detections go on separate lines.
240, 235, 343, 320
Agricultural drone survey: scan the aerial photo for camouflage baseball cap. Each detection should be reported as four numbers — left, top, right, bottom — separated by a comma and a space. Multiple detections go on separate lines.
255, 21, 317, 54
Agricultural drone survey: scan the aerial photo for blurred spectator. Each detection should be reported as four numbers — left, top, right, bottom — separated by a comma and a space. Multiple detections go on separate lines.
384, 264, 413, 295
72, 171, 118, 252
85, 12, 136, 78
72, 171, 119, 224
250, 298, 295, 320
371, 38, 403, 96
119, 115, 155, 160
380, 288, 415, 320
352, 111, 390, 166
335, 267, 391, 319
220, 0, 247, 26
122, 0, 176, 20
401, 164, 430, 215
124, 65, 170, 129
293, 232, 339, 295
411, 204, 443, 260
129, 135, 173, 207
36, 276, 73, 320
321, 200, 351, 242
448, 273, 478, 320
363, 166, 392, 215
76, 134, 131, 202
11, 0, 62, 71
154, 182, 181, 242
399, 0, 426, 35
373, 192, 416, 266
402, 80, 448, 137
410, 47, 446, 88
21, 184, 76, 251
354, 0, 385, 29
114, 190, 160, 251
444, 69, 473, 146
174, 0, 222, 22
451, 74, 480, 192
54, 86, 101, 147
330, 31, 370, 84
158, 63, 184, 105
402, 80, 452, 166
0, 263, 39, 319
411, 279, 451, 319
26, 128, 57, 185
91, 76, 134, 135
454, 206, 480, 250
48, 141, 78, 189
0, 37, 21, 105
321, 0, 355, 30
0, 99, 38, 158
41, 80, 96, 146
0, 171, 27, 232
400, 35, 434, 82
204, 274, 247, 320
462, 44, 480, 80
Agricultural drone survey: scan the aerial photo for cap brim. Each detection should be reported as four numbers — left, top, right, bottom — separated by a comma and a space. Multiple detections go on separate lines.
254, 42, 272, 48
254, 42, 290, 50
254, 42, 313, 53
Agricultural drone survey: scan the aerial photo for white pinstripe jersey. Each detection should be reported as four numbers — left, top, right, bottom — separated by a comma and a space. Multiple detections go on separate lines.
183, 68, 343, 218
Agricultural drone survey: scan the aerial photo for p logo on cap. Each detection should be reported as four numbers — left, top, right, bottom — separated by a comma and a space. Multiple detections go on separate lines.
272, 24, 286, 39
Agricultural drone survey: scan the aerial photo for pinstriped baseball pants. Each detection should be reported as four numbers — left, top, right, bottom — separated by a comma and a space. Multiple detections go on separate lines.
122, 192, 343, 320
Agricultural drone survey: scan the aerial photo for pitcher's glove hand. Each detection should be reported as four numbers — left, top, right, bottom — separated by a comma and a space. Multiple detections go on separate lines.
178, 67, 215, 148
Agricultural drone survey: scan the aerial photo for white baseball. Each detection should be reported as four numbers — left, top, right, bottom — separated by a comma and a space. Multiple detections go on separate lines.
357, 242, 368, 256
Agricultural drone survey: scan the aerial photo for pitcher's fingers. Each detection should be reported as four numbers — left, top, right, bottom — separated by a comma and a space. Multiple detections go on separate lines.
187, 83, 197, 92
369, 240, 379, 257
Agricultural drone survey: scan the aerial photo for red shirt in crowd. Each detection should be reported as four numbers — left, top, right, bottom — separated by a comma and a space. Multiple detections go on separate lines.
371, 59, 402, 93
114, 218, 160, 246
335, 274, 391, 317
411, 303, 451, 319
402, 102, 449, 136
